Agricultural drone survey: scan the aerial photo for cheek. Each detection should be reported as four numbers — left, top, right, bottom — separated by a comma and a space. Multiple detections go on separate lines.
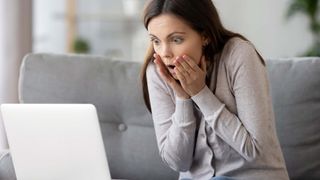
180, 43, 203, 64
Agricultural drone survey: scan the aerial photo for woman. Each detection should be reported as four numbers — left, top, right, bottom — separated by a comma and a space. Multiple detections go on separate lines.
140, 0, 289, 180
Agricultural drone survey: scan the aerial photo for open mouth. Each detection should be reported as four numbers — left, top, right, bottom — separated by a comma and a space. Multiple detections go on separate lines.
167, 65, 175, 70
166, 65, 176, 76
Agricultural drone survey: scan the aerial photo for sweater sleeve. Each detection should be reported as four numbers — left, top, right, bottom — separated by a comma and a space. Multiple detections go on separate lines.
146, 63, 197, 171
192, 41, 272, 162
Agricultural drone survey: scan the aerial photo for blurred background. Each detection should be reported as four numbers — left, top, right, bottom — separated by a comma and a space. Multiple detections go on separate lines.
0, 0, 319, 149
31, 0, 318, 61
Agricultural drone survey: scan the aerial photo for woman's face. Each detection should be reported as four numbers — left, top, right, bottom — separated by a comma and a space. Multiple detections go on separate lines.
147, 13, 207, 79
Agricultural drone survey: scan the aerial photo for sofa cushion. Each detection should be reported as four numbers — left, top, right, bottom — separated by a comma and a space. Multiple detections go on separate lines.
19, 53, 178, 180
0, 150, 16, 180
266, 57, 320, 180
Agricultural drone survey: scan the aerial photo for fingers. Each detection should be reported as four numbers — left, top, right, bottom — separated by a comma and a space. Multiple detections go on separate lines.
174, 56, 195, 75
153, 53, 176, 84
181, 55, 199, 71
174, 66, 187, 83
181, 55, 207, 74
153, 53, 166, 69
153, 53, 190, 98
174, 55, 205, 77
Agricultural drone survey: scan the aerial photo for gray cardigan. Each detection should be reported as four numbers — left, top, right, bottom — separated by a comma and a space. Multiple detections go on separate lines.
146, 38, 289, 180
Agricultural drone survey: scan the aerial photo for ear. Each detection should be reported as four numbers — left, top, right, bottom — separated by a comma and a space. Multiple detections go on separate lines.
201, 33, 210, 46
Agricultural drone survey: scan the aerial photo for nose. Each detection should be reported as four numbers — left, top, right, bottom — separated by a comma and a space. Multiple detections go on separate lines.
159, 44, 173, 61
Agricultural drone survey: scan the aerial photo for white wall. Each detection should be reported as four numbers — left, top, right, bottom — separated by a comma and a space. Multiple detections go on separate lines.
214, 0, 313, 58
31, 0, 314, 60
76, 0, 148, 61
33, 0, 66, 53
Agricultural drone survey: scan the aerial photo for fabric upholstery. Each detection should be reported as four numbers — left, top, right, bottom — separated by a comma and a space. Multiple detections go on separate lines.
266, 57, 320, 180
0, 150, 16, 180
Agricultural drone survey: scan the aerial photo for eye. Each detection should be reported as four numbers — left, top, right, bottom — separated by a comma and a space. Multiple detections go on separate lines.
151, 38, 160, 46
172, 36, 184, 44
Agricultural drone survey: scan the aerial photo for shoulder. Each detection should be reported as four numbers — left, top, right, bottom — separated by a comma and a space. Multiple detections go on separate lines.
146, 62, 159, 84
222, 37, 263, 70
146, 61, 156, 78
223, 37, 258, 61
146, 62, 162, 81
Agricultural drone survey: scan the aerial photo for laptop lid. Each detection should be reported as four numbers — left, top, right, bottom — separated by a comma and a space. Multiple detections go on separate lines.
1, 104, 111, 180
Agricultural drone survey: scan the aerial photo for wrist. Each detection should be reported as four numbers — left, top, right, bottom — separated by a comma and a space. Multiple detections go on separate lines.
190, 84, 206, 97
176, 94, 191, 100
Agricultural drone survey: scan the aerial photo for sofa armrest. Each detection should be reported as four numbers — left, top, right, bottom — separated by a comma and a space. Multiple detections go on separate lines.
0, 149, 16, 180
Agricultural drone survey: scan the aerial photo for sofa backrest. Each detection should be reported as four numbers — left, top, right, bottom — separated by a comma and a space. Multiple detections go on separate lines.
266, 57, 320, 180
19, 53, 320, 180
19, 53, 178, 180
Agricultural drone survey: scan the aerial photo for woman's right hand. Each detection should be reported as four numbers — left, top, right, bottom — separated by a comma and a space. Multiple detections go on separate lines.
153, 53, 190, 99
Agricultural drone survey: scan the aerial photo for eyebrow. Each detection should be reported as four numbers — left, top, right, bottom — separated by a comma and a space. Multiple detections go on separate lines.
149, 31, 186, 39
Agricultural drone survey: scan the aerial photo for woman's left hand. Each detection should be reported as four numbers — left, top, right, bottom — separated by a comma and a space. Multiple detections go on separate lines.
174, 55, 207, 96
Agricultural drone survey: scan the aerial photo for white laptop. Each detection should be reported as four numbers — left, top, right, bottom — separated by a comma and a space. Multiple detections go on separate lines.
1, 104, 112, 180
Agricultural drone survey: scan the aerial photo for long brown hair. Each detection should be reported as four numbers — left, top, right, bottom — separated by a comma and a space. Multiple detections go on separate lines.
141, 0, 264, 112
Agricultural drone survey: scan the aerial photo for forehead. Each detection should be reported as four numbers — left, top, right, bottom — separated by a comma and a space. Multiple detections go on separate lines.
147, 14, 193, 35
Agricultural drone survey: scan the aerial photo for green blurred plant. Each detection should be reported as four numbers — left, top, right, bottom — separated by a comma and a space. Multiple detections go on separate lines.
287, 0, 320, 56
73, 37, 90, 53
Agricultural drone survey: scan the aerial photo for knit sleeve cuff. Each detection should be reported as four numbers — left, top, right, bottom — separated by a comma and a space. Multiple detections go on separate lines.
173, 97, 195, 127
191, 86, 225, 119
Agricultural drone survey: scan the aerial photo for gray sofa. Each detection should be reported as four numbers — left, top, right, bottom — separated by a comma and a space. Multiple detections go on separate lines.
0, 53, 319, 180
